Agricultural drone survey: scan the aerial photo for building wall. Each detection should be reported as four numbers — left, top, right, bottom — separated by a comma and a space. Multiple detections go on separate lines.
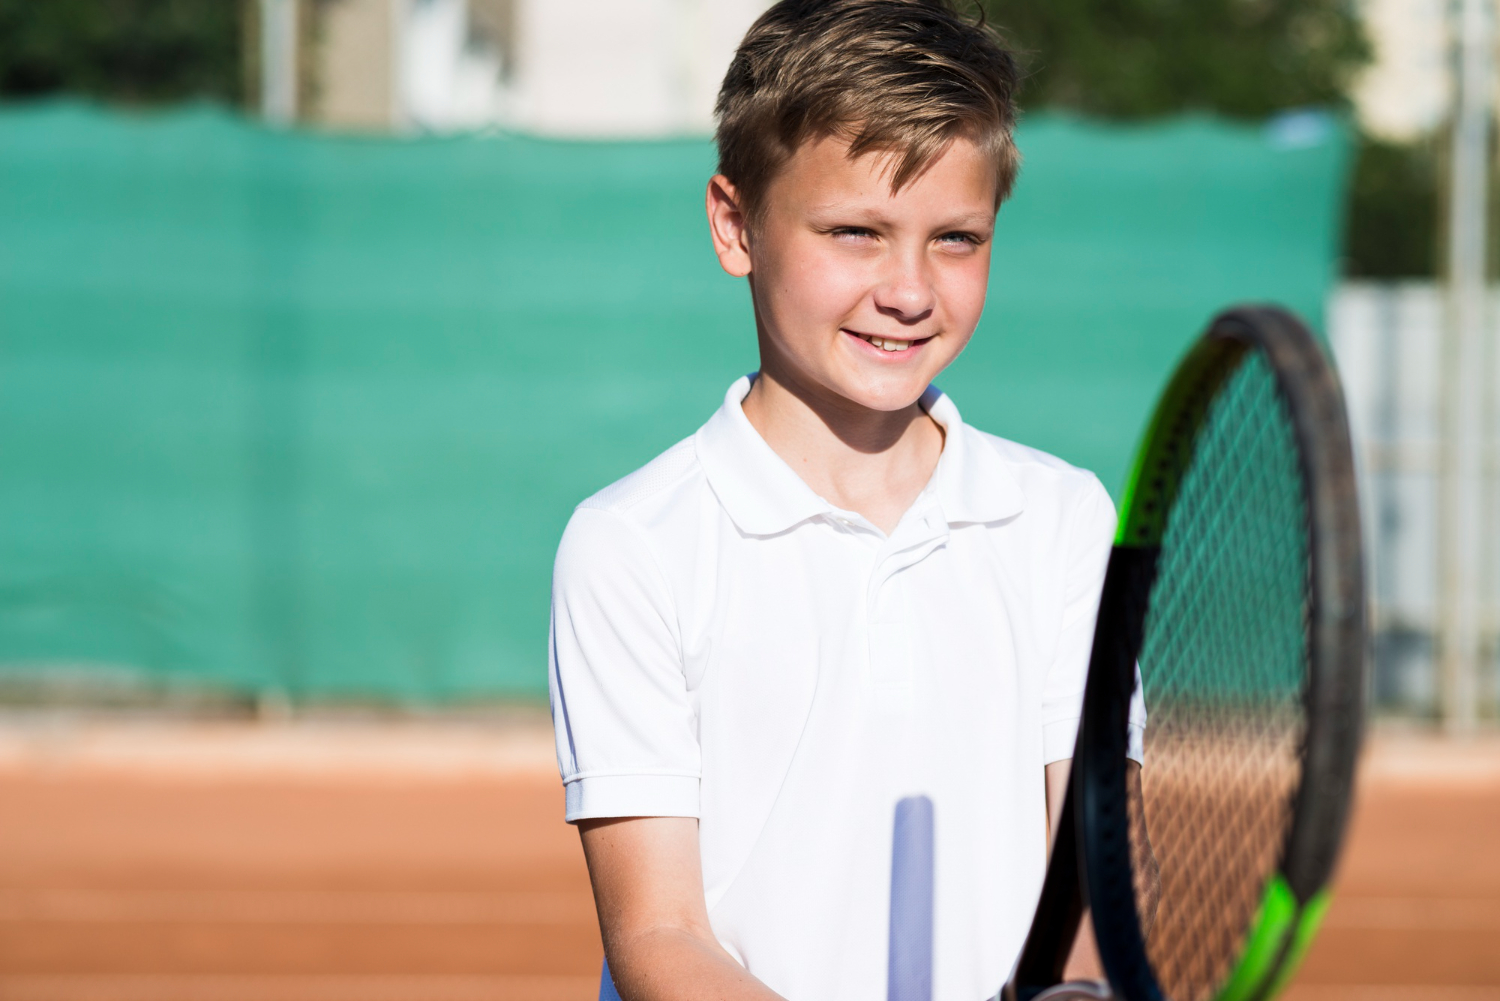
306, 0, 1479, 142
1351, 0, 1454, 141
304, 0, 770, 135
508, 0, 769, 137
312, 0, 398, 131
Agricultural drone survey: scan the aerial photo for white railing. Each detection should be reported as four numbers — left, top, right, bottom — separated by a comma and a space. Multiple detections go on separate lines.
1329, 282, 1500, 720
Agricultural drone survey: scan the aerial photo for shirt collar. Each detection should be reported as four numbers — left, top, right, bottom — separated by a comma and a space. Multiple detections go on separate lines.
921, 385, 1027, 525
696, 376, 834, 536
695, 376, 1025, 537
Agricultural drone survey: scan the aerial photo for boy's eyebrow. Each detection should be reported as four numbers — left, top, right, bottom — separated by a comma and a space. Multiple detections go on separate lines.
804, 204, 996, 230
803, 201, 890, 221
932, 211, 996, 230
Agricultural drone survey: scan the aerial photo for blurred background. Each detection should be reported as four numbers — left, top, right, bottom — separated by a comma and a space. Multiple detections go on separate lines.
0, 1, 1496, 1000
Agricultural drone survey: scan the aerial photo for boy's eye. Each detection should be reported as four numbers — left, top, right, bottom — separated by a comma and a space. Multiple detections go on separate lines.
830, 226, 876, 240
937, 231, 981, 247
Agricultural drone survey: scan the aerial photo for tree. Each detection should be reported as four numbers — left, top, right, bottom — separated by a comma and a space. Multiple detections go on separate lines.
1342, 135, 1440, 279
982, 0, 1370, 119
0, 0, 243, 104
983, 0, 1439, 278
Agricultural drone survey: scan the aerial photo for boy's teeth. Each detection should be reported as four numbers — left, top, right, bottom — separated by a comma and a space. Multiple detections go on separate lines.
861, 334, 909, 352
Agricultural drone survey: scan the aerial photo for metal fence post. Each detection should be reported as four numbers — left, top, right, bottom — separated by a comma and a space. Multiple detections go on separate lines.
1438, 0, 1494, 732
261, 0, 299, 125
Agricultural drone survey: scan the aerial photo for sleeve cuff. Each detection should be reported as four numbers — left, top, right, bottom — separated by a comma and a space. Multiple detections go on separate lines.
1042, 719, 1146, 765
564, 773, 700, 823
1042, 718, 1080, 765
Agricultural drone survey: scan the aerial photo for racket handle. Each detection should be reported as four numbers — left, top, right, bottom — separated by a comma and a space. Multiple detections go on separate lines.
889, 795, 935, 1001
1030, 983, 1114, 1000
598, 959, 624, 1001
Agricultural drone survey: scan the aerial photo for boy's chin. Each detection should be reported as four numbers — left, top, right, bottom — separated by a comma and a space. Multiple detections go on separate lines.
829, 370, 934, 414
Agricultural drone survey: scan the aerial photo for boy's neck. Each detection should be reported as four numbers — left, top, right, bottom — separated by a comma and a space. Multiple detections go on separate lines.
740, 367, 945, 535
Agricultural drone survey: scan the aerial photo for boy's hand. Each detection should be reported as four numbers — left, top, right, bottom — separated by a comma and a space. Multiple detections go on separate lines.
578, 816, 787, 1001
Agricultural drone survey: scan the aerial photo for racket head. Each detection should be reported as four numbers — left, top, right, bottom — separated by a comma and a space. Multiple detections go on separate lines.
890, 795, 936, 1001
1077, 306, 1366, 1001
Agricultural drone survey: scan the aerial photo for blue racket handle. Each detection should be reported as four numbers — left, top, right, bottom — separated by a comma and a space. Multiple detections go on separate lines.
598, 958, 623, 1001
889, 795, 935, 1001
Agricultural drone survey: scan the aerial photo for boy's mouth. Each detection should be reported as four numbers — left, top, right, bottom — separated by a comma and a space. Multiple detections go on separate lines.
847, 330, 932, 354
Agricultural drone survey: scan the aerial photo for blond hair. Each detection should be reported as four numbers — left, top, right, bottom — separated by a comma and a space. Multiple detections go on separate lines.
715, 0, 1022, 222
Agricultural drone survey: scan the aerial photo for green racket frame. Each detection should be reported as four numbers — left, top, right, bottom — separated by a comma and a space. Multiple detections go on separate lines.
1002, 306, 1366, 1001
1079, 306, 1366, 1001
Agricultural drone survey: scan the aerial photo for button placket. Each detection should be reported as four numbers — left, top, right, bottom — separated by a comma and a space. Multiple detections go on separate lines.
866, 503, 949, 691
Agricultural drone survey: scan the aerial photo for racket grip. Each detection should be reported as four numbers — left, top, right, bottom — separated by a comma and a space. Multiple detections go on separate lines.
889, 795, 936, 1001
598, 959, 624, 1001
1031, 983, 1114, 1000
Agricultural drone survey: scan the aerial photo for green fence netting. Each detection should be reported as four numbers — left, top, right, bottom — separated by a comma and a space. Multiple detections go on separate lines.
0, 102, 1350, 702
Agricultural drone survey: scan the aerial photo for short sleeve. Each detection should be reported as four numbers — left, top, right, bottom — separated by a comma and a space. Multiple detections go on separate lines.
549, 505, 701, 822
1041, 476, 1147, 765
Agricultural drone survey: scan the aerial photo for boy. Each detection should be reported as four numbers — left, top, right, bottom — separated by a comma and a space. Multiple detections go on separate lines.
549, 2, 1147, 999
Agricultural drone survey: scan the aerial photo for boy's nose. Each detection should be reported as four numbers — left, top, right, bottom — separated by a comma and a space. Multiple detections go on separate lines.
873, 253, 935, 324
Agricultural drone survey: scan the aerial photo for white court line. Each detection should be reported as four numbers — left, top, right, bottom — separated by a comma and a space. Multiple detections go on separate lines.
1325, 897, 1500, 931
0, 974, 598, 1001
0, 718, 558, 783
1284, 988, 1500, 1001
1357, 730, 1500, 789
0, 888, 593, 925
0, 720, 1491, 786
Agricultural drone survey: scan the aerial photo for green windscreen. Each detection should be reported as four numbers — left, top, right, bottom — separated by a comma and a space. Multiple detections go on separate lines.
1131, 351, 1310, 1001
0, 102, 1350, 702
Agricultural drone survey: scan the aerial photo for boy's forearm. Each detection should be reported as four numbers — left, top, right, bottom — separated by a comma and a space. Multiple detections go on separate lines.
606, 926, 786, 1001
1061, 911, 1105, 982
578, 816, 784, 1001
1057, 761, 1158, 982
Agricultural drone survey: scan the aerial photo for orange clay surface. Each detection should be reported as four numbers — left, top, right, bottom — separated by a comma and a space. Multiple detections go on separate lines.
0, 718, 1493, 1001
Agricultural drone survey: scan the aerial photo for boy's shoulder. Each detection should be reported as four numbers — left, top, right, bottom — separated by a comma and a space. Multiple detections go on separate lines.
971, 426, 1087, 474
576, 434, 702, 519
553, 436, 705, 591
961, 422, 1112, 508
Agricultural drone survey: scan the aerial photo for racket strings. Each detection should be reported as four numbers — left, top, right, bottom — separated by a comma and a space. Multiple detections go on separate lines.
1133, 353, 1310, 1001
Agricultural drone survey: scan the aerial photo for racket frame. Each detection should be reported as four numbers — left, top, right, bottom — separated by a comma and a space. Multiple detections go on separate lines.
1003, 784, 1089, 1000
1078, 307, 1367, 1001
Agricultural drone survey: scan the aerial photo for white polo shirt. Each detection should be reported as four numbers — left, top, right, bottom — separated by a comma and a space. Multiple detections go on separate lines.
549, 376, 1143, 1001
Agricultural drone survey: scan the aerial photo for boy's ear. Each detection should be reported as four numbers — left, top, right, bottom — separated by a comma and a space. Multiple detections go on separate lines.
706, 174, 753, 278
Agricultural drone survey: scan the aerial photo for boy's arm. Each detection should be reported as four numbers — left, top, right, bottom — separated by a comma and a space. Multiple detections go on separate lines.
579, 816, 786, 1001
1046, 759, 1160, 982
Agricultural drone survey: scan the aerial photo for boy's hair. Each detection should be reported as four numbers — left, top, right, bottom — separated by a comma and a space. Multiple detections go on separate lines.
715, 0, 1021, 223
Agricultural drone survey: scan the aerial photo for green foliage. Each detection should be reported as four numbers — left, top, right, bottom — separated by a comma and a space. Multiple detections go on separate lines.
980, 0, 1438, 275
0, 0, 242, 104
983, 0, 1371, 119
1343, 136, 1439, 278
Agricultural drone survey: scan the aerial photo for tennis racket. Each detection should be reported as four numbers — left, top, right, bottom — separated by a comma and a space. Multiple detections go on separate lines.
890, 795, 936, 1001
1005, 305, 1367, 1001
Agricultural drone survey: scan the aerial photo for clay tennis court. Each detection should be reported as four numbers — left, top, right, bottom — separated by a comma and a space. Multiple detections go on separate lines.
0, 715, 1494, 1001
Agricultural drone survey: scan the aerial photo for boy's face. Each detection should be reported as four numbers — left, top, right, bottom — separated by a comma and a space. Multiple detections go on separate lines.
709, 134, 997, 413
